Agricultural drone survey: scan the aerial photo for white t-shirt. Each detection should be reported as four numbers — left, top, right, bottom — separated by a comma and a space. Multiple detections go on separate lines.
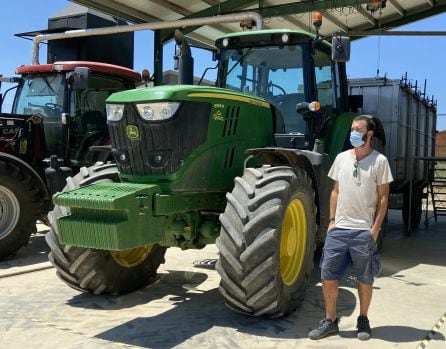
328, 149, 394, 229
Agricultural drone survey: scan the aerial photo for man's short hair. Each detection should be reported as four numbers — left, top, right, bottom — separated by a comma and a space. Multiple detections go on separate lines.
353, 115, 376, 132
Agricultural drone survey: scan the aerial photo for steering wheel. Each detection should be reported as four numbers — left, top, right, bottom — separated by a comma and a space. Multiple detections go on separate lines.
268, 81, 286, 96
45, 103, 62, 112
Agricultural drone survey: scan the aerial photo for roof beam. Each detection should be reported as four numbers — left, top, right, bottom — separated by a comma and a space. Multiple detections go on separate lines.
252, 0, 370, 17
380, 2, 446, 30
161, 0, 371, 42
263, 0, 309, 31
320, 10, 349, 32
348, 30, 446, 36
181, 0, 257, 18
160, 0, 257, 42
279, 15, 310, 31
183, 32, 216, 48
426, 0, 435, 7
149, 0, 192, 15
71, 0, 161, 22
350, 3, 446, 40
150, 0, 233, 35
355, 6, 378, 26
201, 0, 223, 5
388, 0, 406, 17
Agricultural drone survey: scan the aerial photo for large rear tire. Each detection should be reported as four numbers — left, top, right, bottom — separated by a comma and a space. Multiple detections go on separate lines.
46, 163, 167, 294
402, 187, 423, 229
0, 160, 40, 259
216, 165, 316, 317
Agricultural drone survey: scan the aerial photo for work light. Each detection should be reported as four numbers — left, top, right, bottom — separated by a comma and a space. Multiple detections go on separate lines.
106, 104, 125, 121
136, 102, 180, 121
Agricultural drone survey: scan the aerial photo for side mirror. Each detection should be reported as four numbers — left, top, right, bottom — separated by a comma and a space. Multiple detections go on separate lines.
296, 102, 311, 113
296, 101, 321, 122
331, 36, 350, 62
348, 95, 363, 112
212, 51, 221, 61
0, 76, 20, 112
67, 67, 90, 90
0, 76, 21, 84
296, 101, 321, 114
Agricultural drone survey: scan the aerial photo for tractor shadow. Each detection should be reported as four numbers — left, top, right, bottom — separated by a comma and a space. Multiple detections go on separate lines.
66, 270, 211, 310
63, 209, 446, 348
85, 268, 357, 348
90, 269, 439, 348
0, 225, 51, 270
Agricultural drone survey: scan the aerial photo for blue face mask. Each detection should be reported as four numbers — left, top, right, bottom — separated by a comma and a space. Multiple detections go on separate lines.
350, 131, 366, 148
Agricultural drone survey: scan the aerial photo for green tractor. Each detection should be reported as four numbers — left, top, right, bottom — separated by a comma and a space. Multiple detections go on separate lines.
47, 28, 382, 316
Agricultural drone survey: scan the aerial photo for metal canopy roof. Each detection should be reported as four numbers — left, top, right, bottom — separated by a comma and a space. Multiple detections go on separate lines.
70, 0, 446, 47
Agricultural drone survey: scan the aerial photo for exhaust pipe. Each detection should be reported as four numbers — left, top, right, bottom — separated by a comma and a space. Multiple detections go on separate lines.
31, 12, 263, 64
174, 30, 193, 85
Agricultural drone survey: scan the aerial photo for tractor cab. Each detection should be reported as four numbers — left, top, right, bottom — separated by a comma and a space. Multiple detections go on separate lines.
7, 61, 140, 167
215, 30, 349, 150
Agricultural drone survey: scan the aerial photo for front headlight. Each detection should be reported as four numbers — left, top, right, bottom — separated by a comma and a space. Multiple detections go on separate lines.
106, 104, 125, 122
136, 102, 180, 121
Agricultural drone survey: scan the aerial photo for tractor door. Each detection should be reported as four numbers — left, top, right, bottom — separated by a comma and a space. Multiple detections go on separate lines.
68, 73, 135, 166
218, 42, 311, 148
311, 43, 352, 158
12, 74, 66, 157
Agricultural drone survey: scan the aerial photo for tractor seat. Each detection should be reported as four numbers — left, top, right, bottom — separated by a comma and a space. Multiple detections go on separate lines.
81, 110, 106, 132
275, 93, 306, 133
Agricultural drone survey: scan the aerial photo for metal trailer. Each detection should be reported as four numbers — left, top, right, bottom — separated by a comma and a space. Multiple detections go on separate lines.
348, 76, 437, 229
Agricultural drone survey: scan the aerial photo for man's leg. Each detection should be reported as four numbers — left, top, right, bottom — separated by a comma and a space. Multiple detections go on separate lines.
308, 228, 349, 340
350, 229, 378, 340
357, 281, 373, 316
322, 279, 339, 320
308, 279, 340, 340
319, 228, 349, 321
357, 281, 373, 340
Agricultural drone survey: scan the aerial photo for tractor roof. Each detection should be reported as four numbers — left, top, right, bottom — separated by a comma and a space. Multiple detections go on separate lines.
16, 61, 141, 81
215, 29, 330, 50
217, 29, 317, 40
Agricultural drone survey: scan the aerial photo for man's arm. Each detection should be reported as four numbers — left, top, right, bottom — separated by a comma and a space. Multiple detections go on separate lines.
328, 180, 339, 232
371, 182, 390, 240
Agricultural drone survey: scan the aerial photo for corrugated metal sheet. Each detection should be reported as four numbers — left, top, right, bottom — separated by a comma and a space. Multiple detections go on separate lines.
70, 0, 446, 47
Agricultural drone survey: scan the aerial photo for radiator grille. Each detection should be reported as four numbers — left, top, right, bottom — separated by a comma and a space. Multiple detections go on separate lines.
108, 101, 211, 175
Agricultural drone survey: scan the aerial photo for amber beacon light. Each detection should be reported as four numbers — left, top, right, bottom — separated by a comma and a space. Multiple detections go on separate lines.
312, 12, 322, 30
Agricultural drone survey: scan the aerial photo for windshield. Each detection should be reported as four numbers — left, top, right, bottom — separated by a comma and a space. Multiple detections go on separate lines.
13, 74, 66, 155
220, 44, 306, 133
13, 74, 65, 117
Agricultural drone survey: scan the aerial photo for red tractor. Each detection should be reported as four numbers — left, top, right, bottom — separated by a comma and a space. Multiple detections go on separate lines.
0, 61, 141, 258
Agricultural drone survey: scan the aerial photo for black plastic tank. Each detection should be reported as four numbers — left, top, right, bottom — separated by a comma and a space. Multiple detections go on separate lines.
44, 155, 73, 196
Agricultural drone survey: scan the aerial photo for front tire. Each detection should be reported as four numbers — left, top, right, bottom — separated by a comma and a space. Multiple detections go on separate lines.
216, 166, 316, 317
46, 163, 166, 294
0, 160, 40, 259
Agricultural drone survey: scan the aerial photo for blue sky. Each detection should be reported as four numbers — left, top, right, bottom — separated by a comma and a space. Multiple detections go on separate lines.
1, 0, 445, 130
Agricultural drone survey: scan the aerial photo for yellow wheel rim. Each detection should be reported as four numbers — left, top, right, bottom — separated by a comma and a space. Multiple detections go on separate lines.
280, 198, 307, 286
111, 245, 153, 268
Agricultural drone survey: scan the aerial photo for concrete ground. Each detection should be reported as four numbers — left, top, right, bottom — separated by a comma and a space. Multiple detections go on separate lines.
0, 210, 445, 349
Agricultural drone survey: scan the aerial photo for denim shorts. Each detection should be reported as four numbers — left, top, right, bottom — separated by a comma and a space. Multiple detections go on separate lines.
320, 228, 380, 285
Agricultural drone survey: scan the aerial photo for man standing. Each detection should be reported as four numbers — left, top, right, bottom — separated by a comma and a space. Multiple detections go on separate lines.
308, 115, 393, 341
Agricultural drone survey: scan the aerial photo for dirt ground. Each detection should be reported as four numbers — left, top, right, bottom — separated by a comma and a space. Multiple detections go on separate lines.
0, 209, 445, 349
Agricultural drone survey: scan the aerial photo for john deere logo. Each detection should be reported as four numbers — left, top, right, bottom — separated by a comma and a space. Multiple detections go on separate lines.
127, 125, 140, 139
